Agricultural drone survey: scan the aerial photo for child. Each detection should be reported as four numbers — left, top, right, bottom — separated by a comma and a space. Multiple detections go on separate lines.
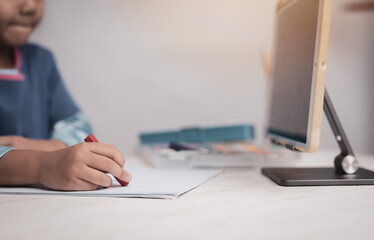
0, 0, 131, 190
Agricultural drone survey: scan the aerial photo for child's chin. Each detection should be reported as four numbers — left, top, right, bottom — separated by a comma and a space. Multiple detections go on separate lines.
1, 25, 34, 46
2, 33, 30, 47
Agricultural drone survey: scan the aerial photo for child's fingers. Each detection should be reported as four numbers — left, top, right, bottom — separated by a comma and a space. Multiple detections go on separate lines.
79, 167, 113, 188
86, 154, 131, 183
86, 143, 125, 167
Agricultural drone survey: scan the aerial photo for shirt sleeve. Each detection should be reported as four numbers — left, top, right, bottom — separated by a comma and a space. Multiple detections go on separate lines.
51, 112, 94, 146
0, 146, 15, 159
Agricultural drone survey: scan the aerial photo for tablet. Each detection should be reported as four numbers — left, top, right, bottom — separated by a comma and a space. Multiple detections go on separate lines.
267, 0, 332, 152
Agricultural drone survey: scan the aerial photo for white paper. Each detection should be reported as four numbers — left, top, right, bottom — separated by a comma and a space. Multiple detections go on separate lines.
0, 167, 222, 199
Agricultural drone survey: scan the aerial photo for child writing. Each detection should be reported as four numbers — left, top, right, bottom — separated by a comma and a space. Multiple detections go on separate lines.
0, 0, 131, 190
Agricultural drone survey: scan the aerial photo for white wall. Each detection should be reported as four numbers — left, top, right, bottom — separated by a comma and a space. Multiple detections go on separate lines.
30, 0, 374, 155
321, 0, 374, 154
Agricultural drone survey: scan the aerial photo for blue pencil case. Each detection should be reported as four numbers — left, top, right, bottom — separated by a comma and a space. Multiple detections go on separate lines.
139, 124, 255, 144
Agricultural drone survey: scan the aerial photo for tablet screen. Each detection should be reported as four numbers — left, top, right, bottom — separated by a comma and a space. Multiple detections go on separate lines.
268, 0, 320, 144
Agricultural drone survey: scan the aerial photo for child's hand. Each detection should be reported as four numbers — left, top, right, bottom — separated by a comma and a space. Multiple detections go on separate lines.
0, 136, 67, 151
39, 142, 131, 191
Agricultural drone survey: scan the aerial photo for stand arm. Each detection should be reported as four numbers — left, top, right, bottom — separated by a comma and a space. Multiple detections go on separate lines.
323, 89, 358, 174
323, 89, 354, 156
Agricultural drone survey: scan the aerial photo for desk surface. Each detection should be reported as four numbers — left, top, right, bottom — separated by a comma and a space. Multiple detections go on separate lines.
1, 150, 373, 240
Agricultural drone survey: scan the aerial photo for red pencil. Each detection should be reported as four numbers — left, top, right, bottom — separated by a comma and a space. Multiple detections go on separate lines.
84, 134, 129, 186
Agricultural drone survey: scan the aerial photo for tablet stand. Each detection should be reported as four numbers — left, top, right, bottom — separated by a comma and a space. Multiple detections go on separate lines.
262, 89, 374, 186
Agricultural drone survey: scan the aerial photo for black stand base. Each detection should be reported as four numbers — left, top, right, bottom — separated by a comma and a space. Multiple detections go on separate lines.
262, 167, 374, 186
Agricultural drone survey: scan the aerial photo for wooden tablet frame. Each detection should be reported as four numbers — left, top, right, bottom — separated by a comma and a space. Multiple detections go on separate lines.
267, 0, 332, 153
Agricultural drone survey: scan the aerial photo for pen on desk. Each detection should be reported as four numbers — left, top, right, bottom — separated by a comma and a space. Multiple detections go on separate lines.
169, 142, 197, 151
84, 134, 129, 186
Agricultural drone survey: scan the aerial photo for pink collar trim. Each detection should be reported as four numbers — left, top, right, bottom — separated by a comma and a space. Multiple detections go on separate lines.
0, 47, 25, 82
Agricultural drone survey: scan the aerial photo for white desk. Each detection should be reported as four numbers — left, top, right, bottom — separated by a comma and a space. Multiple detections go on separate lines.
1, 150, 373, 240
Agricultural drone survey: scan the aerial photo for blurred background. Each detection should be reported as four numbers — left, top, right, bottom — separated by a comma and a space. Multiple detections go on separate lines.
30, 0, 374, 155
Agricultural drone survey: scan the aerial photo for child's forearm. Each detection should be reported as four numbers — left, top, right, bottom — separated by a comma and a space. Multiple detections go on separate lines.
0, 150, 44, 186
31, 139, 67, 151
0, 136, 67, 151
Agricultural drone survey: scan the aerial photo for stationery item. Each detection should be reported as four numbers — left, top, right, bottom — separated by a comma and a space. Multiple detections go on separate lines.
169, 142, 198, 151
84, 134, 129, 186
139, 124, 255, 144
84, 134, 98, 143
139, 142, 269, 169
0, 167, 222, 199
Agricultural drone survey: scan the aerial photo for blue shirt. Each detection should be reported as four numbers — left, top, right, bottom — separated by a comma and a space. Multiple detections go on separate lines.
0, 44, 80, 137
0, 44, 93, 157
